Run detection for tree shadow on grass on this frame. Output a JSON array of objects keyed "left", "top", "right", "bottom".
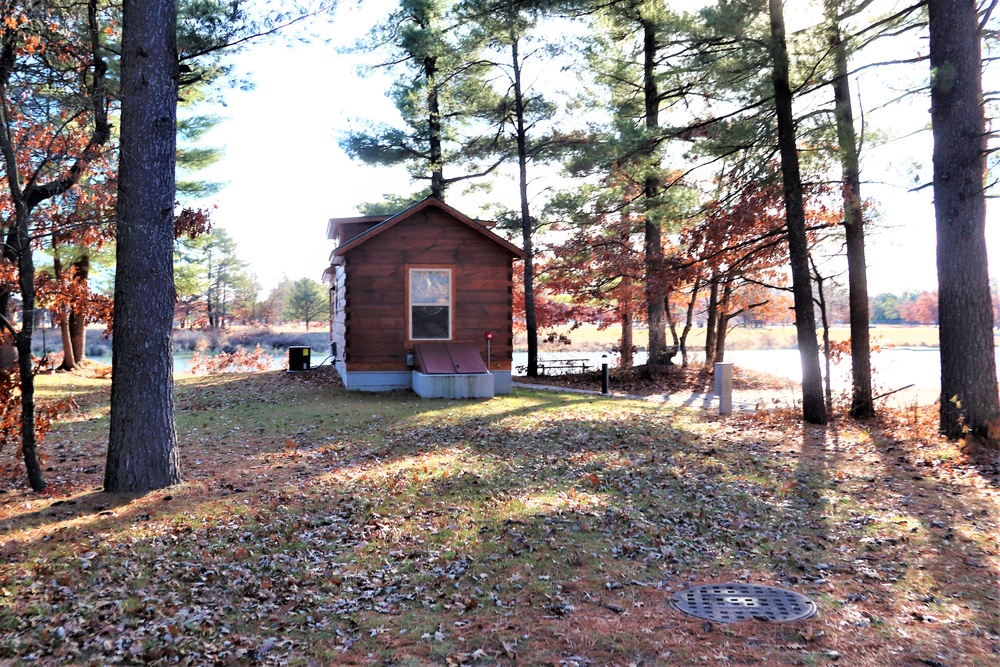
[
  {"left": 0, "top": 490, "right": 139, "bottom": 541},
  {"left": 769, "top": 405, "right": 1000, "bottom": 666},
  {"left": 0, "top": 376, "right": 773, "bottom": 663},
  {"left": 2, "top": 369, "right": 998, "bottom": 665},
  {"left": 864, "top": 411, "right": 1000, "bottom": 665}
]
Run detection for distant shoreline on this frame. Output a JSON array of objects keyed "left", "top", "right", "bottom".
[{"left": 515, "top": 323, "right": 950, "bottom": 353}]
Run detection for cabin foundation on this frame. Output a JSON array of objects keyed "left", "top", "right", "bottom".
[{"left": 412, "top": 371, "right": 494, "bottom": 399}]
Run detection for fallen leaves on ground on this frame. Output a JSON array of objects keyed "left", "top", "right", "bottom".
[
  {"left": 0, "top": 366, "right": 997, "bottom": 666},
  {"left": 515, "top": 363, "right": 797, "bottom": 396}
]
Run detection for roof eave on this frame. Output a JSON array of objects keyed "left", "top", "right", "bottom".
[{"left": 334, "top": 197, "right": 526, "bottom": 259}]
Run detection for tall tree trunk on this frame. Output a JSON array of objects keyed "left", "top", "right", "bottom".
[
  {"left": 15, "top": 276, "right": 41, "bottom": 488},
  {"left": 768, "top": 0, "right": 826, "bottom": 425},
  {"left": 705, "top": 273, "right": 719, "bottom": 364},
  {"left": 426, "top": 55, "right": 444, "bottom": 200},
  {"left": 58, "top": 318, "right": 75, "bottom": 370},
  {"left": 714, "top": 313, "right": 729, "bottom": 364},
  {"left": 0, "top": 246, "right": 12, "bottom": 371},
  {"left": 53, "top": 251, "right": 76, "bottom": 371},
  {"left": 0, "top": 204, "right": 42, "bottom": 488},
  {"left": 928, "top": 0, "right": 1000, "bottom": 439},
  {"left": 511, "top": 37, "right": 538, "bottom": 377},
  {"left": 0, "top": 96, "right": 41, "bottom": 494},
  {"left": 0, "top": 0, "right": 110, "bottom": 491},
  {"left": 69, "top": 311, "right": 86, "bottom": 362},
  {"left": 664, "top": 291, "right": 679, "bottom": 364},
  {"left": 714, "top": 280, "right": 733, "bottom": 364},
  {"left": 813, "top": 258, "right": 833, "bottom": 413},
  {"left": 70, "top": 254, "right": 90, "bottom": 363},
  {"left": 11, "top": 205, "right": 42, "bottom": 490},
  {"left": 827, "top": 4, "right": 874, "bottom": 419},
  {"left": 207, "top": 260, "right": 217, "bottom": 328},
  {"left": 679, "top": 274, "right": 701, "bottom": 367},
  {"left": 620, "top": 307, "right": 634, "bottom": 368},
  {"left": 105, "top": 0, "right": 181, "bottom": 493},
  {"left": 641, "top": 18, "right": 667, "bottom": 376}
]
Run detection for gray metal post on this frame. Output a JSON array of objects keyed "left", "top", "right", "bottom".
[{"left": 714, "top": 362, "right": 733, "bottom": 416}]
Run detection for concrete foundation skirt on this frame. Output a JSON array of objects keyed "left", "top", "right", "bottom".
[{"left": 412, "top": 371, "right": 494, "bottom": 399}]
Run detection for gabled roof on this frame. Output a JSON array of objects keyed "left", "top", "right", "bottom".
[
  {"left": 330, "top": 197, "right": 526, "bottom": 259},
  {"left": 326, "top": 215, "right": 390, "bottom": 242}
]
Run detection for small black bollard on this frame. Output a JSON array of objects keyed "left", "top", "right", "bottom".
[{"left": 601, "top": 354, "right": 610, "bottom": 395}]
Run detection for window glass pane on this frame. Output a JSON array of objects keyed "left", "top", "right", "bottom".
[
  {"left": 412, "top": 306, "right": 449, "bottom": 339},
  {"left": 411, "top": 270, "right": 450, "bottom": 304},
  {"left": 410, "top": 268, "right": 451, "bottom": 339}
]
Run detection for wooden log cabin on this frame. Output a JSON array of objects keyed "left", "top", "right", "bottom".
[{"left": 323, "top": 197, "right": 525, "bottom": 396}]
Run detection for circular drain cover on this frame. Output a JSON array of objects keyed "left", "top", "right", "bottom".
[{"left": 670, "top": 583, "right": 817, "bottom": 623}]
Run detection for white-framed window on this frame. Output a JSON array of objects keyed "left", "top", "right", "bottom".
[{"left": 409, "top": 268, "right": 452, "bottom": 340}]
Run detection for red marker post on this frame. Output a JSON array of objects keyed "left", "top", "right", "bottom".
[{"left": 484, "top": 331, "right": 493, "bottom": 370}]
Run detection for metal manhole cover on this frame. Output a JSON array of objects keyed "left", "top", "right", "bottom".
[{"left": 670, "top": 583, "right": 817, "bottom": 623}]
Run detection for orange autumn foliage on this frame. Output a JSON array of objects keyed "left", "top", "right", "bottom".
[{"left": 0, "top": 367, "right": 77, "bottom": 476}]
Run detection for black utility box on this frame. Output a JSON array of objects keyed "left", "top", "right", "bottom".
[{"left": 288, "top": 346, "right": 311, "bottom": 372}]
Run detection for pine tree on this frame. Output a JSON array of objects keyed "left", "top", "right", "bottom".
[
  {"left": 824, "top": 0, "right": 873, "bottom": 419},
  {"left": 284, "top": 278, "right": 328, "bottom": 331},
  {"left": 928, "top": 0, "right": 1000, "bottom": 440},
  {"left": 457, "top": 0, "right": 574, "bottom": 376},
  {"left": 578, "top": 0, "right": 694, "bottom": 375},
  {"left": 105, "top": 0, "right": 182, "bottom": 493},
  {"left": 341, "top": 0, "right": 505, "bottom": 200},
  {"left": 767, "top": 0, "right": 826, "bottom": 424},
  {"left": 174, "top": 229, "right": 251, "bottom": 328}
]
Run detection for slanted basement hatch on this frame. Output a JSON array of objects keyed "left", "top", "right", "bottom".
[{"left": 412, "top": 343, "right": 494, "bottom": 399}]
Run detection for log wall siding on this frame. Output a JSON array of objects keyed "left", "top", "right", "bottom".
[
  {"left": 331, "top": 264, "right": 347, "bottom": 362},
  {"left": 340, "top": 210, "right": 516, "bottom": 372}
]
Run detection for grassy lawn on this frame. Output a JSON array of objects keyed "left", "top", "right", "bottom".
[{"left": 1, "top": 369, "right": 998, "bottom": 665}]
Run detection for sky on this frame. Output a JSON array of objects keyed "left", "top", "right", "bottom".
[{"left": 195, "top": 0, "right": 996, "bottom": 298}]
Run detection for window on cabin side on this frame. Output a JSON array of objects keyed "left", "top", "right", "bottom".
[{"left": 409, "top": 268, "right": 451, "bottom": 340}]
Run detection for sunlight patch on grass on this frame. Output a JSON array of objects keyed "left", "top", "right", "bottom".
[
  {"left": 504, "top": 488, "right": 608, "bottom": 517},
  {"left": 3, "top": 369, "right": 999, "bottom": 665}
]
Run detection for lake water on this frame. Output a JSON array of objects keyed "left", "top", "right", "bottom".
[
  {"left": 89, "top": 345, "right": 956, "bottom": 406},
  {"left": 88, "top": 352, "right": 215, "bottom": 374},
  {"left": 514, "top": 347, "right": 961, "bottom": 406},
  {"left": 724, "top": 347, "right": 946, "bottom": 405}
]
